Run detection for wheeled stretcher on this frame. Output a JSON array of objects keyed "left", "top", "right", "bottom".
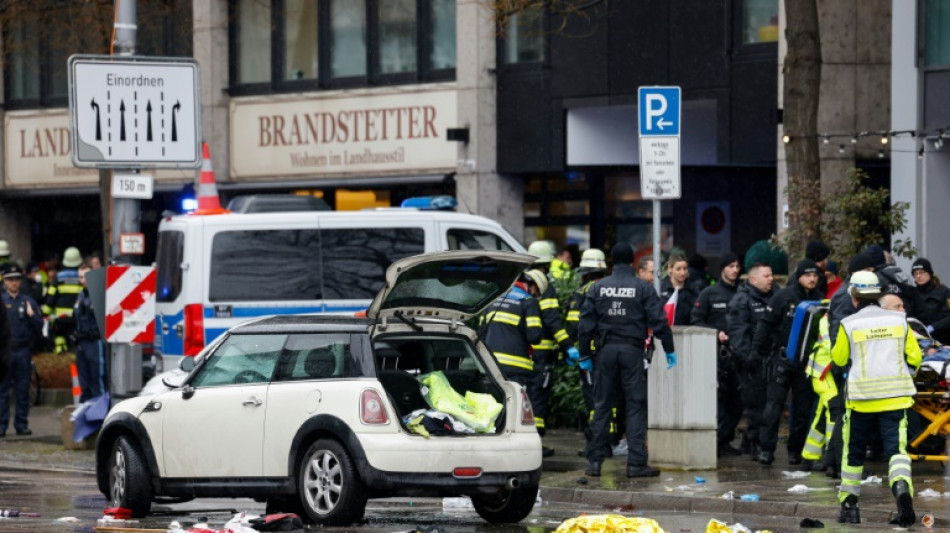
[{"left": 908, "top": 357, "right": 950, "bottom": 462}]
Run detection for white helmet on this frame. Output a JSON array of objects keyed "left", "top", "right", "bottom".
[
  {"left": 62, "top": 246, "right": 82, "bottom": 268},
  {"left": 0, "top": 240, "right": 9, "bottom": 257},
  {"left": 527, "top": 240, "right": 555, "bottom": 264},
  {"left": 522, "top": 269, "right": 549, "bottom": 295},
  {"left": 578, "top": 249, "right": 607, "bottom": 274},
  {"left": 849, "top": 270, "right": 881, "bottom": 299}
]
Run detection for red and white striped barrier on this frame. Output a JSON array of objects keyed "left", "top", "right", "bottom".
[{"left": 105, "top": 265, "right": 156, "bottom": 344}]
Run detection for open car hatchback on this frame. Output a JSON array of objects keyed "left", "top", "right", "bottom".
[{"left": 95, "top": 250, "right": 543, "bottom": 526}]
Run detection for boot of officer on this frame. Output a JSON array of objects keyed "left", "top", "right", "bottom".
[{"left": 578, "top": 242, "right": 675, "bottom": 478}]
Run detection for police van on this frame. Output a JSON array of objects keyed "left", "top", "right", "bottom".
[{"left": 152, "top": 197, "right": 525, "bottom": 372}]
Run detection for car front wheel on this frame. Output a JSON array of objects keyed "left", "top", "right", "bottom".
[
  {"left": 471, "top": 484, "right": 538, "bottom": 523},
  {"left": 297, "top": 438, "right": 366, "bottom": 526},
  {"left": 108, "top": 436, "right": 153, "bottom": 518}
]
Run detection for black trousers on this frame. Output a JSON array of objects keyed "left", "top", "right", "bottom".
[
  {"left": 739, "top": 363, "right": 766, "bottom": 449},
  {"left": 528, "top": 349, "right": 556, "bottom": 436},
  {"left": 717, "top": 351, "right": 744, "bottom": 445},
  {"left": 585, "top": 344, "right": 648, "bottom": 466},
  {"left": 759, "top": 356, "right": 816, "bottom": 454}
]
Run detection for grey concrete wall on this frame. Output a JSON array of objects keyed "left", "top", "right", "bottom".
[
  {"left": 194, "top": 0, "right": 230, "bottom": 181},
  {"left": 455, "top": 1, "right": 523, "bottom": 240},
  {"left": 890, "top": 0, "right": 920, "bottom": 272}
]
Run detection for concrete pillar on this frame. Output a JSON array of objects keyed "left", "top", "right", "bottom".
[
  {"left": 455, "top": 1, "right": 523, "bottom": 239},
  {"left": 193, "top": 0, "right": 230, "bottom": 181},
  {"left": 648, "top": 326, "right": 717, "bottom": 469}
]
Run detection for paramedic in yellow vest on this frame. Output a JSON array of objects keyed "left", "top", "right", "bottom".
[
  {"left": 44, "top": 247, "right": 83, "bottom": 354},
  {"left": 800, "top": 309, "right": 844, "bottom": 476},
  {"left": 831, "top": 271, "right": 920, "bottom": 527}
]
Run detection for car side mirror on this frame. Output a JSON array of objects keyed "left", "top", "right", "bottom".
[
  {"left": 181, "top": 385, "right": 195, "bottom": 400},
  {"left": 180, "top": 357, "right": 196, "bottom": 372}
]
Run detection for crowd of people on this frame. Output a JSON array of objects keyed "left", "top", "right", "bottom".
[
  {"left": 0, "top": 241, "right": 106, "bottom": 436},
  {"left": 481, "top": 238, "right": 945, "bottom": 527}
]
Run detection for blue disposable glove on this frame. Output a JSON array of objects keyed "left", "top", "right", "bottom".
[
  {"left": 666, "top": 351, "right": 677, "bottom": 369},
  {"left": 579, "top": 357, "right": 593, "bottom": 372},
  {"left": 567, "top": 346, "right": 580, "bottom": 361},
  {"left": 927, "top": 325, "right": 935, "bottom": 334}
]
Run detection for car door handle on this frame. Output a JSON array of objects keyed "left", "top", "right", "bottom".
[{"left": 242, "top": 397, "right": 263, "bottom": 407}]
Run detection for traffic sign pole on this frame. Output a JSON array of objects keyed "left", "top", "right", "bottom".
[{"left": 638, "top": 86, "right": 682, "bottom": 294}]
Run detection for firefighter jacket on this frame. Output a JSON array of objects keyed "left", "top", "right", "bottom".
[
  {"left": 480, "top": 285, "right": 543, "bottom": 371},
  {"left": 726, "top": 281, "right": 774, "bottom": 367},
  {"left": 577, "top": 264, "right": 674, "bottom": 359},
  {"left": 659, "top": 278, "right": 699, "bottom": 325},
  {"left": 532, "top": 283, "right": 572, "bottom": 355},
  {"left": 44, "top": 268, "right": 82, "bottom": 318},
  {"left": 566, "top": 280, "right": 595, "bottom": 343},
  {"left": 804, "top": 314, "right": 831, "bottom": 379},
  {"left": 691, "top": 279, "right": 738, "bottom": 333},
  {"left": 831, "top": 305, "right": 921, "bottom": 412},
  {"left": 752, "top": 281, "right": 822, "bottom": 362},
  {"left": 917, "top": 280, "right": 950, "bottom": 344},
  {"left": 828, "top": 281, "right": 855, "bottom": 350}
]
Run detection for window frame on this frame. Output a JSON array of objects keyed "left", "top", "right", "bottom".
[{"left": 228, "top": 0, "right": 456, "bottom": 97}]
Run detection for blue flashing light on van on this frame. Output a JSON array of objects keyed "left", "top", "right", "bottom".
[{"left": 400, "top": 196, "right": 458, "bottom": 210}]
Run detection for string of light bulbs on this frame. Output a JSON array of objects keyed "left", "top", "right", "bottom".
[{"left": 780, "top": 127, "right": 950, "bottom": 159}]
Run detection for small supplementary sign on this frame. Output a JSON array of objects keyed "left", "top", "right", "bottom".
[
  {"left": 112, "top": 173, "right": 153, "bottom": 199},
  {"left": 119, "top": 233, "right": 145, "bottom": 255}
]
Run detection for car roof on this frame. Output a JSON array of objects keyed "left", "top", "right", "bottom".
[{"left": 228, "top": 314, "right": 372, "bottom": 335}]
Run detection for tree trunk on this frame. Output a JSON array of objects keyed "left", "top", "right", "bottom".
[{"left": 783, "top": 0, "right": 822, "bottom": 260}]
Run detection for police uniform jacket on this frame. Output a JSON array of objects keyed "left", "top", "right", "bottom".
[
  {"left": 751, "top": 281, "right": 822, "bottom": 361},
  {"left": 659, "top": 278, "right": 699, "bottom": 326},
  {"left": 533, "top": 283, "right": 572, "bottom": 355},
  {"left": 691, "top": 279, "right": 738, "bottom": 333},
  {"left": 74, "top": 288, "right": 101, "bottom": 341},
  {"left": 0, "top": 298, "right": 10, "bottom": 382},
  {"left": 480, "top": 285, "right": 543, "bottom": 371},
  {"left": 2, "top": 291, "right": 42, "bottom": 350},
  {"left": 917, "top": 280, "right": 950, "bottom": 344},
  {"left": 726, "top": 281, "right": 773, "bottom": 366},
  {"left": 566, "top": 280, "right": 596, "bottom": 343},
  {"left": 577, "top": 264, "right": 674, "bottom": 359}
]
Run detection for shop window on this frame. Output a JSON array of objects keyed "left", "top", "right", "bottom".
[
  {"left": 284, "top": 0, "right": 318, "bottom": 81},
  {"left": 501, "top": 8, "right": 545, "bottom": 64},
  {"left": 231, "top": 0, "right": 456, "bottom": 94},
  {"left": 925, "top": 0, "right": 950, "bottom": 67},
  {"left": 741, "top": 0, "right": 779, "bottom": 44}
]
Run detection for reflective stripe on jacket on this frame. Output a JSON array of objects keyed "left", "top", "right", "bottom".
[
  {"left": 805, "top": 315, "right": 831, "bottom": 379},
  {"left": 481, "top": 286, "right": 543, "bottom": 370}
]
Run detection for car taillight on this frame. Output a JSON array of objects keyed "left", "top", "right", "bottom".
[
  {"left": 183, "top": 304, "right": 204, "bottom": 356},
  {"left": 520, "top": 387, "right": 535, "bottom": 426},
  {"left": 361, "top": 389, "right": 389, "bottom": 424}
]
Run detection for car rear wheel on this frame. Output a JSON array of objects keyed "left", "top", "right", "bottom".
[
  {"left": 471, "top": 484, "right": 538, "bottom": 523},
  {"left": 109, "top": 436, "right": 153, "bottom": 518},
  {"left": 297, "top": 438, "right": 366, "bottom": 526}
]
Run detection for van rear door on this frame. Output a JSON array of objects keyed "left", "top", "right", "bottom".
[{"left": 155, "top": 220, "right": 189, "bottom": 360}]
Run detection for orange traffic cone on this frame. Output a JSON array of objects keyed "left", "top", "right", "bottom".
[
  {"left": 70, "top": 363, "right": 80, "bottom": 405},
  {"left": 191, "top": 142, "right": 230, "bottom": 215}
]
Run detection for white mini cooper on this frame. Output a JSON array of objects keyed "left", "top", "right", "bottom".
[{"left": 95, "top": 251, "right": 542, "bottom": 526}]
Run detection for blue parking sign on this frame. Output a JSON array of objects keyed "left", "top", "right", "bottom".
[{"left": 638, "top": 87, "right": 681, "bottom": 137}]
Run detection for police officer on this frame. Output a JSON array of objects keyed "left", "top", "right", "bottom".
[
  {"left": 578, "top": 242, "right": 675, "bottom": 478},
  {"left": 751, "top": 259, "right": 822, "bottom": 465},
  {"left": 864, "top": 244, "right": 926, "bottom": 321},
  {"left": 480, "top": 271, "right": 544, "bottom": 390},
  {"left": 45, "top": 246, "right": 83, "bottom": 354},
  {"left": 526, "top": 241, "right": 573, "bottom": 444},
  {"left": 832, "top": 271, "right": 919, "bottom": 527},
  {"left": 726, "top": 262, "right": 774, "bottom": 456},
  {"left": 691, "top": 252, "right": 741, "bottom": 456},
  {"left": 0, "top": 265, "right": 42, "bottom": 436},
  {"left": 74, "top": 265, "right": 105, "bottom": 402}
]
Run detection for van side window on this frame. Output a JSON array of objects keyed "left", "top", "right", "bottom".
[
  {"left": 156, "top": 230, "right": 184, "bottom": 302},
  {"left": 321, "top": 228, "right": 425, "bottom": 299},
  {"left": 210, "top": 229, "right": 323, "bottom": 301},
  {"left": 447, "top": 228, "right": 515, "bottom": 252}
]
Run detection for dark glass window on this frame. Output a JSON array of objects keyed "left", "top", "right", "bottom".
[
  {"left": 192, "top": 333, "right": 284, "bottom": 387},
  {"left": 275, "top": 334, "right": 353, "bottom": 381},
  {"left": 156, "top": 230, "right": 184, "bottom": 303},
  {"left": 231, "top": 0, "right": 456, "bottom": 94},
  {"left": 925, "top": 0, "right": 950, "bottom": 67},
  {"left": 321, "top": 227, "right": 425, "bottom": 299},
  {"left": 2, "top": 0, "right": 193, "bottom": 109},
  {"left": 501, "top": 8, "right": 545, "bottom": 64},
  {"left": 446, "top": 229, "right": 515, "bottom": 251},
  {"left": 741, "top": 0, "right": 779, "bottom": 44},
  {"left": 210, "top": 229, "right": 324, "bottom": 302}
]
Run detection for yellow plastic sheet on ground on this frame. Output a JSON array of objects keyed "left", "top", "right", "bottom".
[
  {"left": 554, "top": 514, "right": 666, "bottom": 533},
  {"left": 705, "top": 519, "right": 772, "bottom": 533},
  {"left": 419, "top": 371, "right": 501, "bottom": 432}
]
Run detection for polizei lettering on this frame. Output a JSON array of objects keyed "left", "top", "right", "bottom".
[{"left": 600, "top": 287, "right": 636, "bottom": 298}]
